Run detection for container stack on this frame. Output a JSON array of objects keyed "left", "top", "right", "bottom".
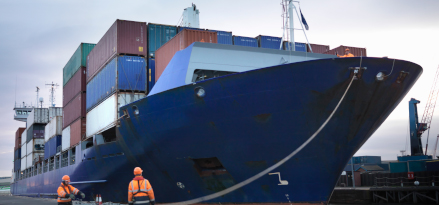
[
  {"left": 256, "top": 35, "right": 282, "bottom": 49},
  {"left": 147, "top": 23, "right": 178, "bottom": 92},
  {"left": 44, "top": 115, "right": 62, "bottom": 160},
  {"left": 86, "top": 19, "right": 148, "bottom": 139},
  {"left": 14, "top": 128, "right": 25, "bottom": 173},
  {"left": 62, "top": 43, "right": 95, "bottom": 151},
  {"left": 155, "top": 29, "right": 218, "bottom": 83},
  {"left": 25, "top": 108, "right": 48, "bottom": 169},
  {"left": 232, "top": 36, "right": 258, "bottom": 47},
  {"left": 324, "top": 45, "right": 367, "bottom": 57}
]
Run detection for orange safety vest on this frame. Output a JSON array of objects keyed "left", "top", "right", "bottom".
[
  {"left": 338, "top": 53, "right": 355, "bottom": 58},
  {"left": 128, "top": 176, "right": 155, "bottom": 204},
  {"left": 57, "top": 183, "right": 79, "bottom": 203}
]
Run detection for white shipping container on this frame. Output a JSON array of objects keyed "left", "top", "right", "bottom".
[
  {"left": 26, "top": 154, "right": 32, "bottom": 169},
  {"left": 21, "top": 128, "right": 27, "bottom": 146},
  {"left": 26, "top": 138, "right": 45, "bottom": 154},
  {"left": 62, "top": 126, "right": 71, "bottom": 151},
  {"left": 27, "top": 108, "right": 49, "bottom": 129},
  {"left": 32, "top": 152, "right": 44, "bottom": 164},
  {"left": 49, "top": 107, "right": 63, "bottom": 121},
  {"left": 44, "top": 116, "right": 63, "bottom": 141},
  {"left": 21, "top": 144, "right": 26, "bottom": 159},
  {"left": 20, "top": 157, "right": 26, "bottom": 171},
  {"left": 86, "top": 92, "right": 146, "bottom": 137}
]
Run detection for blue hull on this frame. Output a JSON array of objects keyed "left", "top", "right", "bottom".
[{"left": 11, "top": 57, "right": 422, "bottom": 204}]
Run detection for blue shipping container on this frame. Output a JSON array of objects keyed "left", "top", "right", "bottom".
[
  {"left": 408, "top": 160, "right": 426, "bottom": 172},
  {"left": 233, "top": 36, "right": 258, "bottom": 47},
  {"left": 86, "top": 56, "right": 147, "bottom": 111},
  {"left": 148, "top": 23, "right": 177, "bottom": 58},
  {"left": 44, "top": 140, "right": 51, "bottom": 160},
  {"left": 208, "top": 30, "right": 232, "bottom": 45},
  {"left": 178, "top": 27, "right": 205, "bottom": 33},
  {"left": 148, "top": 58, "right": 155, "bottom": 92},
  {"left": 283, "top": 41, "right": 307, "bottom": 52},
  {"left": 257, "top": 35, "right": 282, "bottom": 49},
  {"left": 14, "top": 148, "right": 21, "bottom": 160},
  {"left": 44, "top": 135, "right": 62, "bottom": 160},
  {"left": 389, "top": 162, "right": 408, "bottom": 173},
  {"left": 397, "top": 155, "right": 432, "bottom": 162},
  {"left": 14, "top": 159, "right": 20, "bottom": 172}
]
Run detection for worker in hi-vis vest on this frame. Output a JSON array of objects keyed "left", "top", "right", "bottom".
[
  {"left": 128, "top": 167, "right": 155, "bottom": 205},
  {"left": 337, "top": 48, "right": 355, "bottom": 58},
  {"left": 57, "top": 175, "right": 85, "bottom": 205}
]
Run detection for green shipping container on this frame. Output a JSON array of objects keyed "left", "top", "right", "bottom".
[
  {"left": 408, "top": 160, "right": 427, "bottom": 172},
  {"left": 148, "top": 23, "right": 177, "bottom": 58},
  {"left": 63, "top": 43, "right": 96, "bottom": 86},
  {"left": 389, "top": 162, "right": 408, "bottom": 173}
]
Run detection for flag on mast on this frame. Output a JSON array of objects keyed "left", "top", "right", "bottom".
[{"left": 300, "top": 9, "right": 309, "bottom": 30}]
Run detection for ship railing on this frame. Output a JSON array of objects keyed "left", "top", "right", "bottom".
[
  {"left": 57, "top": 146, "right": 61, "bottom": 153},
  {"left": 375, "top": 176, "right": 439, "bottom": 187}
]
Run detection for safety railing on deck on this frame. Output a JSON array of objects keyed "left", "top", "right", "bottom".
[{"left": 375, "top": 176, "right": 439, "bottom": 187}]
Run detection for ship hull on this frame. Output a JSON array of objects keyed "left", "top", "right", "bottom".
[{"left": 11, "top": 57, "right": 422, "bottom": 204}]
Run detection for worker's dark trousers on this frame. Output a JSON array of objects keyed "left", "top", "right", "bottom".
[{"left": 58, "top": 202, "right": 72, "bottom": 205}]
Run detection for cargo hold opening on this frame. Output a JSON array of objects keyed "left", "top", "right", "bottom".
[{"left": 95, "top": 127, "right": 117, "bottom": 145}]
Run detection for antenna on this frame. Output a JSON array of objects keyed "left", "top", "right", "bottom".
[
  {"left": 35, "top": 86, "right": 40, "bottom": 108},
  {"left": 400, "top": 150, "right": 406, "bottom": 156},
  {"left": 45, "top": 82, "right": 59, "bottom": 107}
]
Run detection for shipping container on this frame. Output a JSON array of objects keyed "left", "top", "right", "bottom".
[
  {"left": 20, "top": 157, "right": 25, "bottom": 171},
  {"left": 323, "top": 45, "right": 367, "bottom": 57},
  {"left": 21, "top": 128, "right": 27, "bottom": 146},
  {"left": 86, "top": 56, "right": 147, "bottom": 111},
  {"left": 155, "top": 29, "right": 217, "bottom": 82},
  {"left": 44, "top": 135, "right": 61, "bottom": 160},
  {"left": 207, "top": 30, "right": 232, "bottom": 45},
  {"left": 26, "top": 108, "right": 49, "bottom": 129},
  {"left": 306, "top": 43, "right": 330, "bottom": 54},
  {"left": 351, "top": 156, "right": 381, "bottom": 164},
  {"left": 232, "top": 36, "right": 258, "bottom": 47},
  {"left": 283, "top": 41, "right": 306, "bottom": 52},
  {"left": 26, "top": 152, "right": 43, "bottom": 169},
  {"left": 178, "top": 27, "right": 205, "bottom": 32},
  {"left": 14, "top": 148, "right": 21, "bottom": 160},
  {"left": 48, "top": 107, "right": 63, "bottom": 121},
  {"left": 71, "top": 118, "right": 86, "bottom": 147},
  {"left": 148, "top": 58, "right": 155, "bottom": 92},
  {"left": 63, "top": 43, "right": 96, "bottom": 86},
  {"left": 62, "top": 126, "right": 71, "bottom": 151},
  {"left": 87, "top": 20, "right": 147, "bottom": 82},
  {"left": 26, "top": 124, "right": 45, "bottom": 143},
  {"left": 408, "top": 160, "right": 426, "bottom": 172},
  {"left": 63, "top": 92, "right": 86, "bottom": 129},
  {"left": 86, "top": 92, "right": 146, "bottom": 137},
  {"left": 63, "top": 67, "right": 86, "bottom": 107},
  {"left": 26, "top": 138, "right": 44, "bottom": 154},
  {"left": 147, "top": 23, "right": 178, "bottom": 58},
  {"left": 26, "top": 154, "right": 32, "bottom": 169},
  {"left": 14, "top": 158, "right": 20, "bottom": 172},
  {"left": 44, "top": 116, "right": 62, "bottom": 141},
  {"left": 21, "top": 143, "right": 26, "bottom": 159},
  {"left": 257, "top": 35, "right": 282, "bottom": 49},
  {"left": 15, "top": 127, "right": 25, "bottom": 150},
  {"left": 389, "top": 162, "right": 408, "bottom": 173}
]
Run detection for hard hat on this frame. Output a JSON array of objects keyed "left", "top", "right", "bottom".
[
  {"left": 345, "top": 48, "right": 350, "bottom": 51},
  {"left": 62, "top": 175, "right": 70, "bottom": 182},
  {"left": 134, "top": 167, "right": 143, "bottom": 175}
]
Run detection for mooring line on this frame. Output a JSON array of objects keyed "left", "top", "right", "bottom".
[{"left": 162, "top": 74, "right": 357, "bottom": 205}]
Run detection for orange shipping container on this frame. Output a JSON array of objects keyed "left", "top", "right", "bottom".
[
  {"left": 155, "top": 29, "right": 218, "bottom": 82},
  {"left": 324, "top": 45, "right": 367, "bottom": 57},
  {"left": 70, "top": 118, "right": 86, "bottom": 148},
  {"left": 15, "top": 127, "right": 25, "bottom": 150}
]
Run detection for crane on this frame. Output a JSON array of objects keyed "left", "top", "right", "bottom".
[{"left": 421, "top": 65, "right": 439, "bottom": 155}]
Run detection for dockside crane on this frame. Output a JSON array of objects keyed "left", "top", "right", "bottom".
[{"left": 409, "top": 65, "right": 439, "bottom": 156}]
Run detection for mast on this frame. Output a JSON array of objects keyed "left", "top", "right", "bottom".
[{"left": 288, "top": 0, "right": 295, "bottom": 51}]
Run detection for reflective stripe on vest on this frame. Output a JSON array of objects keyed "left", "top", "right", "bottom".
[{"left": 131, "top": 179, "right": 148, "bottom": 194}]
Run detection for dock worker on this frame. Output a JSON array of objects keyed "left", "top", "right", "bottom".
[
  {"left": 57, "top": 175, "right": 85, "bottom": 205},
  {"left": 337, "top": 48, "right": 355, "bottom": 58},
  {"left": 128, "top": 167, "right": 155, "bottom": 205}
]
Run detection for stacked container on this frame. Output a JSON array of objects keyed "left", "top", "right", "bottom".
[
  {"left": 155, "top": 29, "right": 218, "bottom": 82},
  {"left": 324, "top": 45, "right": 367, "bottom": 57},
  {"left": 256, "top": 35, "right": 282, "bottom": 49},
  {"left": 283, "top": 41, "right": 307, "bottom": 52},
  {"left": 232, "top": 36, "right": 258, "bottom": 47},
  {"left": 14, "top": 128, "right": 24, "bottom": 172},
  {"left": 86, "top": 19, "right": 148, "bottom": 139},
  {"left": 44, "top": 135, "right": 62, "bottom": 160},
  {"left": 306, "top": 43, "right": 330, "bottom": 54},
  {"left": 147, "top": 23, "right": 178, "bottom": 91},
  {"left": 207, "top": 30, "right": 232, "bottom": 45},
  {"left": 44, "top": 116, "right": 62, "bottom": 159},
  {"left": 25, "top": 108, "right": 48, "bottom": 169},
  {"left": 62, "top": 43, "right": 95, "bottom": 150},
  {"left": 15, "top": 128, "right": 25, "bottom": 151}
]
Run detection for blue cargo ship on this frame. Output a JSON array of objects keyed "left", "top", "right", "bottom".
[{"left": 11, "top": 41, "right": 423, "bottom": 204}]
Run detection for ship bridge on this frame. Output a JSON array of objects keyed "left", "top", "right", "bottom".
[{"left": 13, "top": 103, "right": 33, "bottom": 122}]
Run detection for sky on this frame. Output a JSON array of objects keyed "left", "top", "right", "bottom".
[{"left": 0, "top": 0, "right": 438, "bottom": 176}]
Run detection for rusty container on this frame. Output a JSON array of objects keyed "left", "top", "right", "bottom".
[
  {"left": 306, "top": 43, "right": 330, "bottom": 54},
  {"left": 70, "top": 118, "right": 86, "bottom": 147},
  {"left": 63, "top": 93, "right": 86, "bottom": 129},
  {"left": 324, "top": 45, "right": 367, "bottom": 57},
  {"left": 155, "top": 29, "right": 217, "bottom": 82},
  {"left": 15, "top": 128, "right": 25, "bottom": 150},
  {"left": 87, "top": 19, "right": 147, "bottom": 82},
  {"left": 63, "top": 67, "right": 86, "bottom": 107}
]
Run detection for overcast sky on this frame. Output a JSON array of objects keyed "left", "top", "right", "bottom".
[{"left": 0, "top": 0, "right": 438, "bottom": 176}]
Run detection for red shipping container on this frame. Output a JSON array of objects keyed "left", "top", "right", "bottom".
[
  {"left": 307, "top": 43, "right": 330, "bottom": 54},
  {"left": 15, "top": 127, "right": 25, "bottom": 150},
  {"left": 63, "top": 93, "right": 86, "bottom": 129},
  {"left": 324, "top": 45, "right": 367, "bottom": 57},
  {"left": 155, "top": 29, "right": 218, "bottom": 82},
  {"left": 87, "top": 19, "right": 147, "bottom": 82},
  {"left": 70, "top": 118, "right": 86, "bottom": 147},
  {"left": 63, "top": 67, "right": 86, "bottom": 107}
]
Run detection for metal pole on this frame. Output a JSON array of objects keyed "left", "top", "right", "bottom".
[
  {"left": 288, "top": 0, "right": 295, "bottom": 51},
  {"left": 351, "top": 157, "right": 356, "bottom": 188},
  {"left": 293, "top": 4, "right": 313, "bottom": 53}
]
